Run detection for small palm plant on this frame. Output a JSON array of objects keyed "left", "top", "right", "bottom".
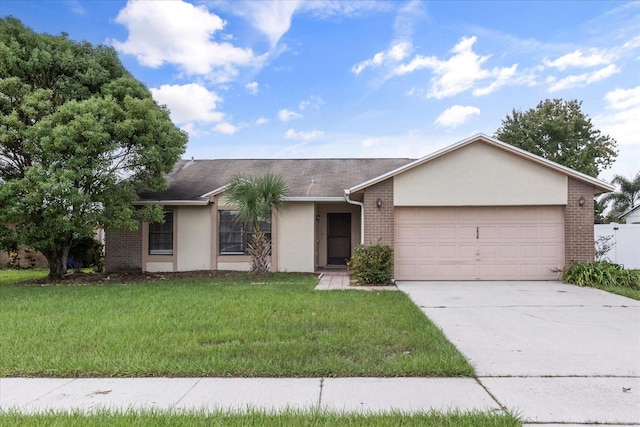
[{"left": 225, "top": 173, "right": 288, "bottom": 275}]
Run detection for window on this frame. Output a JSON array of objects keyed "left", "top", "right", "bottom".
[
  {"left": 219, "top": 211, "right": 271, "bottom": 255},
  {"left": 149, "top": 211, "right": 173, "bottom": 255}
]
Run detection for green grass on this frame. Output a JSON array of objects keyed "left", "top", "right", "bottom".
[
  {"left": 0, "top": 409, "right": 521, "bottom": 426},
  {"left": 0, "top": 271, "right": 473, "bottom": 377},
  {"left": 0, "top": 268, "right": 48, "bottom": 285}
]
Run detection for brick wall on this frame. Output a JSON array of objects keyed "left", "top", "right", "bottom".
[
  {"left": 105, "top": 224, "right": 142, "bottom": 273},
  {"left": 564, "top": 178, "right": 595, "bottom": 264},
  {"left": 363, "top": 178, "right": 394, "bottom": 246}
]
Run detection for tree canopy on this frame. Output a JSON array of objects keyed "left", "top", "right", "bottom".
[
  {"left": 0, "top": 17, "right": 187, "bottom": 277},
  {"left": 599, "top": 172, "right": 640, "bottom": 222},
  {"left": 494, "top": 99, "right": 617, "bottom": 177}
]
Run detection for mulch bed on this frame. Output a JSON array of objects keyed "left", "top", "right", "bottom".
[{"left": 14, "top": 270, "right": 246, "bottom": 286}]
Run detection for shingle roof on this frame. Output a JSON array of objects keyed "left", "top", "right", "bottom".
[{"left": 137, "top": 158, "right": 414, "bottom": 201}]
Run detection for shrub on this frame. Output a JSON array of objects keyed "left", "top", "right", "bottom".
[
  {"left": 347, "top": 244, "right": 393, "bottom": 285},
  {"left": 561, "top": 261, "right": 640, "bottom": 290},
  {"left": 68, "top": 237, "right": 104, "bottom": 272}
]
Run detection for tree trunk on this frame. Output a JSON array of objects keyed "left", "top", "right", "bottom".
[
  {"left": 248, "top": 228, "right": 271, "bottom": 276},
  {"left": 44, "top": 244, "right": 71, "bottom": 279}
]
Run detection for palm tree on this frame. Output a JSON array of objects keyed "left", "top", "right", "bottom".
[
  {"left": 600, "top": 172, "right": 640, "bottom": 222},
  {"left": 225, "top": 173, "right": 288, "bottom": 275}
]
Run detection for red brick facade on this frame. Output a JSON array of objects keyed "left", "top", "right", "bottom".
[
  {"left": 363, "top": 178, "right": 394, "bottom": 246},
  {"left": 564, "top": 178, "right": 596, "bottom": 264},
  {"left": 105, "top": 224, "right": 142, "bottom": 273}
]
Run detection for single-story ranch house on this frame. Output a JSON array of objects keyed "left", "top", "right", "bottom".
[{"left": 105, "top": 134, "right": 613, "bottom": 281}]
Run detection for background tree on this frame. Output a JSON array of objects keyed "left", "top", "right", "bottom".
[
  {"left": 0, "top": 18, "right": 187, "bottom": 278},
  {"left": 599, "top": 172, "right": 640, "bottom": 222},
  {"left": 494, "top": 99, "right": 617, "bottom": 177},
  {"left": 225, "top": 174, "right": 288, "bottom": 275}
]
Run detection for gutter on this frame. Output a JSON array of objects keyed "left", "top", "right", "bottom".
[
  {"left": 133, "top": 200, "right": 210, "bottom": 206},
  {"left": 344, "top": 189, "right": 364, "bottom": 245}
]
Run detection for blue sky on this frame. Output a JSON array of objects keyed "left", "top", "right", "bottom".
[{"left": 2, "top": 0, "right": 639, "bottom": 182}]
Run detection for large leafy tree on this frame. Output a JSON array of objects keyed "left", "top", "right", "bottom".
[
  {"left": 0, "top": 18, "right": 187, "bottom": 278},
  {"left": 600, "top": 172, "right": 640, "bottom": 222},
  {"left": 494, "top": 99, "right": 618, "bottom": 177},
  {"left": 225, "top": 174, "right": 288, "bottom": 275}
]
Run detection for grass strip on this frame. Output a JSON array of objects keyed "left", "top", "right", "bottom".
[
  {"left": 0, "top": 409, "right": 521, "bottom": 426},
  {"left": 0, "top": 271, "right": 473, "bottom": 377}
]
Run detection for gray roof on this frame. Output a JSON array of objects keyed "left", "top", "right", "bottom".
[{"left": 138, "top": 158, "right": 414, "bottom": 201}]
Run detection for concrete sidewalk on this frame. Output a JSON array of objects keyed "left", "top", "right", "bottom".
[{"left": 0, "top": 377, "right": 499, "bottom": 414}]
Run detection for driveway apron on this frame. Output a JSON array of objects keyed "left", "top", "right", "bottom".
[{"left": 397, "top": 281, "right": 640, "bottom": 425}]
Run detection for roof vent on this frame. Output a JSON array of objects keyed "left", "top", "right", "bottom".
[{"left": 311, "top": 176, "right": 315, "bottom": 184}]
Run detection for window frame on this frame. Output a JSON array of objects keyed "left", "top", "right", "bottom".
[
  {"left": 218, "top": 210, "right": 271, "bottom": 256},
  {"left": 148, "top": 210, "right": 174, "bottom": 255}
]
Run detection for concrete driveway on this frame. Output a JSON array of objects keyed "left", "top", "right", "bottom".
[{"left": 397, "top": 281, "right": 640, "bottom": 425}]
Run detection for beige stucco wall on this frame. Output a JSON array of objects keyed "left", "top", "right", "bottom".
[
  {"left": 394, "top": 142, "right": 568, "bottom": 206},
  {"left": 217, "top": 261, "right": 251, "bottom": 271},
  {"left": 177, "top": 206, "right": 212, "bottom": 271},
  {"left": 277, "top": 202, "right": 315, "bottom": 272},
  {"left": 146, "top": 261, "right": 174, "bottom": 272}
]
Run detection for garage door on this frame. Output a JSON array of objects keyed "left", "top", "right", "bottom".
[{"left": 395, "top": 206, "right": 564, "bottom": 280}]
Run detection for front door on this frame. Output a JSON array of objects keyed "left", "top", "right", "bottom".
[{"left": 327, "top": 213, "right": 351, "bottom": 265}]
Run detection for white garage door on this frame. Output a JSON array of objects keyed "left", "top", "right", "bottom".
[{"left": 395, "top": 206, "right": 564, "bottom": 280}]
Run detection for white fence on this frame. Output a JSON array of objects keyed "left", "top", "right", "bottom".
[{"left": 594, "top": 224, "right": 640, "bottom": 269}]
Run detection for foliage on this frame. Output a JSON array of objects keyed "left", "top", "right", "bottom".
[
  {"left": 594, "top": 235, "right": 614, "bottom": 262},
  {"left": 0, "top": 224, "right": 18, "bottom": 255},
  {"left": 560, "top": 261, "right": 640, "bottom": 290},
  {"left": 0, "top": 18, "right": 186, "bottom": 278},
  {"left": 0, "top": 272, "right": 473, "bottom": 377},
  {"left": 225, "top": 173, "right": 288, "bottom": 276},
  {"left": 68, "top": 237, "right": 104, "bottom": 272},
  {"left": 495, "top": 99, "right": 617, "bottom": 177},
  {"left": 0, "top": 409, "right": 522, "bottom": 427},
  {"left": 348, "top": 243, "right": 394, "bottom": 285},
  {"left": 599, "top": 172, "right": 640, "bottom": 222}
]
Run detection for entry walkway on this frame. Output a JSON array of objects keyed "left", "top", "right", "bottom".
[{"left": 314, "top": 271, "right": 397, "bottom": 291}]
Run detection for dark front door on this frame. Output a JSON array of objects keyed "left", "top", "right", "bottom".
[{"left": 327, "top": 213, "right": 351, "bottom": 265}]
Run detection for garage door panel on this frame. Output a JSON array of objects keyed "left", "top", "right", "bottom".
[{"left": 395, "top": 206, "right": 564, "bottom": 280}]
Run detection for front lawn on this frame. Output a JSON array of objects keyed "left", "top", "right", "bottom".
[
  {"left": 0, "top": 409, "right": 521, "bottom": 426},
  {"left": 0, "top": 271, "right": 473, "bottom": 377}
]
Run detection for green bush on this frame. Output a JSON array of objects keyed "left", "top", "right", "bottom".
[
  {"left": 68, "top": 237, "right": 104, "bottom": 272},
  {"left": 561, "top": 261, "right": 640, "bottom": 290},
  {"left": 347, "top": 244, "right": 393, "bottom": 285}
]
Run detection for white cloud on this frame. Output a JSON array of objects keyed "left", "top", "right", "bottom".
[
  {"left": 111, "top": 0, "right": 262, "bottom": 83},
  {"left": 548, "top": 64, "right": 619, "bottom": 92},
  {"left": 245, "top": 81, "right": 259, "bottom": 95},
  {"left": 352, "top": 41, "right": 412, "bottom": 75},
  {"left": 284, "top": 129, "right": 324, "bottom": 141},
  {"left": 604, "top": 86, "right": 640, "bottom": 110},
  {"left": 435, "top": 105, "right": 481, "bottom": 128},
  {"left": 227, "top": 0, "right": 388, "bottom": 48},
  {"left": 278, "top": 108, "right": 302, "bottom": 122},
  {"left": 544, "top": 48, "right": 613, "bottom": 70},
  {"left": 472, "top": 65, "right": 518, "bottom": 96},
  {"left": 255, "top": 117, "right": 269, "bottom": 125},
  {"left": 394, "top": 36, "right": 518, "bottom": 99},
  {"left": 150, "top": 84, "right": 224, "bottom": 124},
  {"left": 214, "top": 122, "right": 239, "bottom": 135},
  {"left": 237, "top": 0, "right": 301, "bottom": 48},
  {"left": 595, "top": 85, "right": 640, "bottom": 181},
  {"left": 298, "top": 95, "right": 324, "bottom": 111},
  {"left": 596, "top": 85, "right": 640, "bottom": 147},
  {"left": 65, "top": 0, "right": 86, "bottom": 15}
]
